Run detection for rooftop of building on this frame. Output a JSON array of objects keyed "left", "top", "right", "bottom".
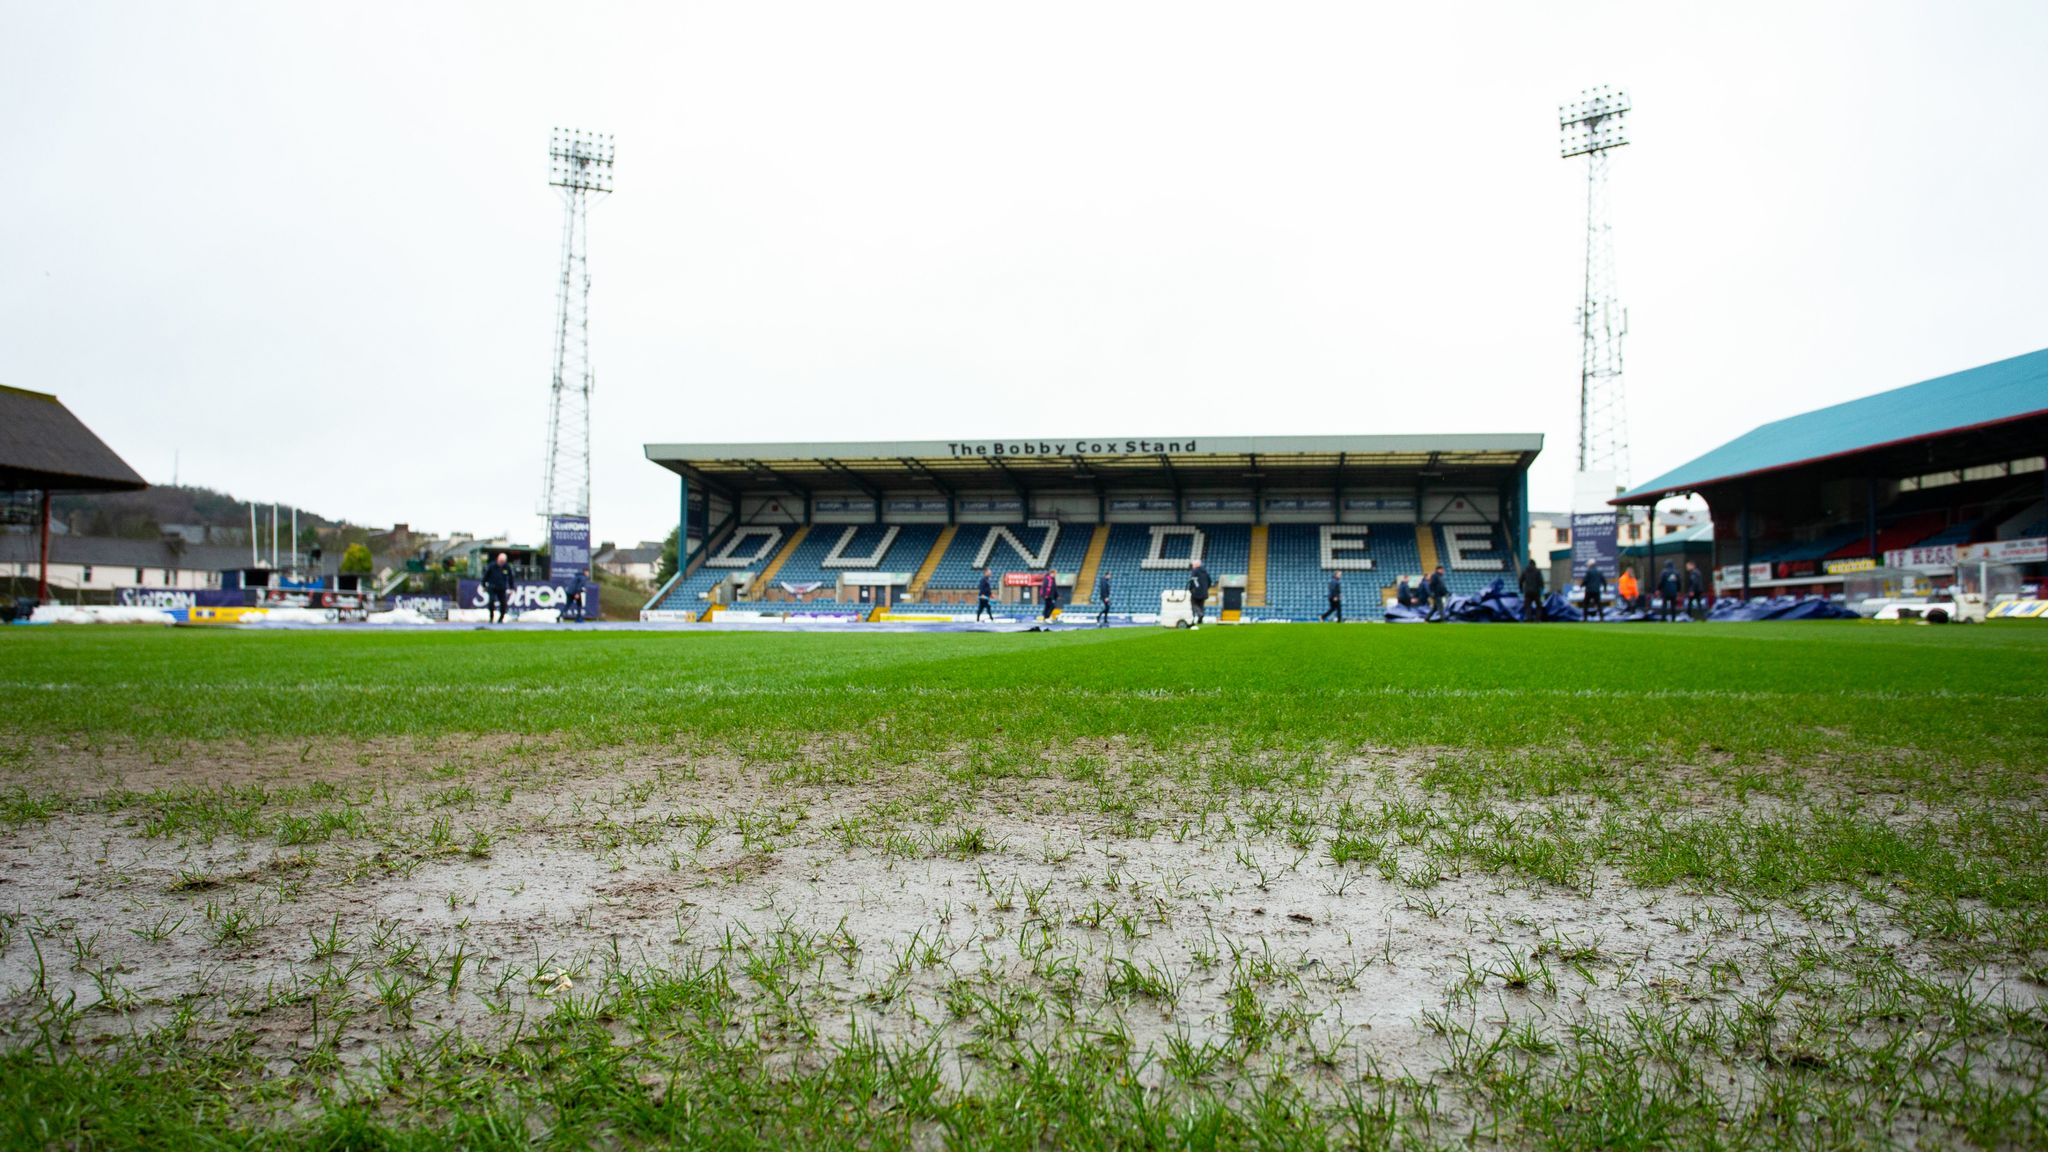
[
  {"left": 0, "top": 385, "right": 148, "bottom": 494},
  {"left": 1616, "top": 347, "right": 2048, "bottom": 505}
]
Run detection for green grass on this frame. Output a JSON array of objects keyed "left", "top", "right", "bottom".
[
  {"left": 2, "top": 622, "right": 2043, "bottom": 758},
  {"left": 0, "top": 622, "right": 2043, "bottom": 1149}
]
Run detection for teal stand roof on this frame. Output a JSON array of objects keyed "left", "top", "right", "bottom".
[{"left": 1616, "top": 347, "right": 2048, "bottom": 504}]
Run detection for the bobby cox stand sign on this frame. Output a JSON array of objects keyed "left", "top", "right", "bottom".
[{"left": 456, "top": 579, "right": 598, "bottom": 617}]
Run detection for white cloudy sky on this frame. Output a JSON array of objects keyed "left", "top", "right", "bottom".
[{"left": 3, "top": 2, "right": 2044, "bottom": 545}]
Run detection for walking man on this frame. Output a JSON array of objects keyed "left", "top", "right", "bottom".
[
  {"left": 1096, "top": 570, "right": 1112, "bottom": 627},
  {"left": 1396, "top": 575, "right": 1415, "bottom": 608},
  {"left": 976, "top": 567, "right": 995, "bottom": 622},
  {"left": 483, "top": 551, "right": 514, "bottom": 624},
  {"left": 1685, "top": 561, "right": 1708, "bottom": 617},
  {"left": 1321, "top": 571, "right": 1343, "bottom": 622},
  {"left": 1187, "top": 560, "right": 1211, "bottom": 629},
  {"left": 564, "top": 569, "right": 587, "bottom": 623},
  {"left": 1519, "top": 558, "right": 1546, "bottom": 622},
  {"left": 1581, "top": 562, "right": 1606, "bottom": 622},
  {"left": 1425, "top": 566, "right": 1449, "bottom": 622},
  {"left": 1658, "top": 561, "right": 1681, "bottom": 622},
  {"left": 1040, "top": 567, "right": 1059, "bottom": 623}
]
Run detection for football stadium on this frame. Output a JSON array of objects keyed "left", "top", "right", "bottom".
[
  {"left": 2, "top": 13, "right": 2045, "bottom": 1145},
  {"left": 3, "top": 359, "right": 2046, "bottom": 1147}
]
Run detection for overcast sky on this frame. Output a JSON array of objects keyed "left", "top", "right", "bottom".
[{"left": 4, "top": 2, "right": 2044, "bottom": 544}]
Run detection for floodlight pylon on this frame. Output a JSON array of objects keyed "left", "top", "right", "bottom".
[
  {"left": 1559, "top": 88, "right": 1630, "bottom": 483},
  {"left": 541, "top": 128, "right": 615, "bottom": 524}
]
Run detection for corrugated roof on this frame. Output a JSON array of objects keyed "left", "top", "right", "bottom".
[
  {"left": 1616, "top": 347, "right": 2048, "bottom": 504},
  {"left": 0, "top": 385, "right": 148, "bottom": 493}
]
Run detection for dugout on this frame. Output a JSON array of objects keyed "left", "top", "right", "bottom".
[
  {"left": 641, "top": 434, "right": 1543, "bottom": 620},
  {"left": 1613, "top": 348, "right": 2048, "bottom": 602}
]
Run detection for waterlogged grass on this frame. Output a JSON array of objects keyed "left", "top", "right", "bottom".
[{"left": 0, "top": 622, "right": 2042, "bottom": 1148}]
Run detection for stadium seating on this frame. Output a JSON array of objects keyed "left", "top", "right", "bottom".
[
  {"left": 920, "top": 522, "right": 1094, "bottom": 591},
  {"left": 655, "top": 519, "right": 1533, "bottom": 621},
  {"left": 1088, "top": 525, "right": 1250, "bottom": 614},
  {"left": 1256, "top": 524, "right": 1420, "bottom": 619},
  {"left": 1430, "top": 523, "right": 1513, "bottom": 597},
  {"left": 1825, "top": 513, "right": 1945, "bottom": 560},
  {"left": 653, "top": 565, "right": 728, "bottom": 611},
  {"left": 1911, "top": 519, "right": 1978, "bottom": 548},
  {"left": 769, "top": 523, "right": 943, "bottom": 590}
]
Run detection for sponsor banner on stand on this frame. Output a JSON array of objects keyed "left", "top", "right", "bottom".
[
  {"left": 1958, "top": 537, "right": 2048, "bottom": 565},
  {"left": 549, "top": 515, "right": 591, "bottom": 579},
  {"left": 1884, "top": 544, "right": 1957, "bottom": 570},
  {"left": 388, "top": 595, "right": 450, "bottom": 619},
  {"left": 114, "top": 587, "right": 197, "bottom": 610},
  {"left": 1823, "top": 557, "right": 1879, "bottom": 576},
  {"left": 257, "top": 588, "right": 370, "bottom": 620},
  {"left": 1569, "top": 512, "right": 1619, "bottom": 574},
  {"left": 457, "top": 579, "right": 599, "bottom": 616},
  {"left": 115, "top": 587, "right": 244, "bottom": 609}
]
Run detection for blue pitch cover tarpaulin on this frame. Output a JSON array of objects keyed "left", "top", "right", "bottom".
[{"left": 1385, "top": 579, "right": 1859, "bottom": 623}]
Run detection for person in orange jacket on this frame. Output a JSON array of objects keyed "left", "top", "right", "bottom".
[{"left": 1617, "top": 567, "right": 1640, "bottom": 612}]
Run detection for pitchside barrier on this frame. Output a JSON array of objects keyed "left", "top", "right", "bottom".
[{"left": 455, "top": 579, "right": 598, "bottom": 618}]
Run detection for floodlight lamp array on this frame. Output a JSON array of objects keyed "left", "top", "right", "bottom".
[
  {"left": 1559, "top": 87, "right": 1630, "bottom": 158},
  {"left": 549, "top": 127, "right": 616, "bottom": 192}
]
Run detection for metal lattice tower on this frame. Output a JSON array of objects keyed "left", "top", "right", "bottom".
[
  {"left": 1560, "top": 88, "right": 1630, "bottom": 481},
  {"left": 542, "top": 128, "right": 615, "bottom": 523}
]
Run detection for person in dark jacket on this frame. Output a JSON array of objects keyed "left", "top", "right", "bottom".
[
  {"left": 482, "top": 552, "right": 514, "bottom": 623},
  {"left": 1096, "top": 571, "right": 1112, "bottom": 628},
  {"left": 1039, "top": 567, "right": 1059, "bottom": 622},
  {"left": 564, "top": 570, "right": 587, "bottom": 623},
  {"left": 1518, "top": 559, "right": 1546, "bottom": 622},
  {"left": 1187, "top": 561, "right": 1211, "bottom": 629},
  {"left": 1321, "top": 572, "right": 1343, "bottom": 622},
  {"left": 1658, "top": 561, "right": 1681, "bottom": 621},
  {"left": 976, "top": 567, "right": 995, "bottom": 622},
  {"left": 1426, "top": 567, "right": 1449, "bottom": 622},
  {"left": 1684, "top": 562, "right": 1708, "bottom": 616},
  {"left": 1581, "top": 563, "right": 1606, "bottom": 622},
  {"left": 1396, "top": 576, "right": 1415, "bottom": 608}
]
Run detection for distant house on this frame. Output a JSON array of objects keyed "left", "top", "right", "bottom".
[
  {"left": 595, "top": 540, "right": 663, "bottom": 585},
  {"left": 0, "top": 535, "right": 252, "bottom": 594}
]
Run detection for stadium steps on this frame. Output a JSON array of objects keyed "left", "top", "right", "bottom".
[
  {"left": 908, "top": 524, "right": 957, "bottom": 598},
  {"left": 1070, "top": 524, "right": 1111, "bottom": 604},
  {"left": 748, "top": 524, "right": 809, "bottom": 600},
  {"left": 1415, "top": 524, "right": 1440, "bottom": 574},
  {"left": 1246, "top": 525, "right": 1269, "bottom": 607},
  {"left": 1998, "top": 499, "right": 2046, "bottom": 540}
]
